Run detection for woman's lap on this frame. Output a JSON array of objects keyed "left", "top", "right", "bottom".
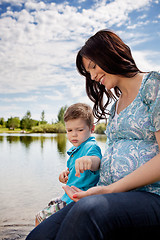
[
  {"left": 26, "top": 202, "right": 75, "bottom": 240},
  {"left": 26, "top": 191, "right": 160, "bottom": 240}
]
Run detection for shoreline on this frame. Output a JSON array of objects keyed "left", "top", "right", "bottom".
[
  {"left": 0, "top": 129, "right": 30, "bottom": 134},
  {"left": 0, "top": 223, "right": 34, "bottom": 240}
]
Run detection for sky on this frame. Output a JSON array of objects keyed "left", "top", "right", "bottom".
[{"left": 0, "top": 0, "right": 160, "bottom": 123}]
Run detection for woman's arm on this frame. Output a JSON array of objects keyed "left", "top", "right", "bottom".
[{"left": 64, "top": 130, "right": 160, "bottom": 201}]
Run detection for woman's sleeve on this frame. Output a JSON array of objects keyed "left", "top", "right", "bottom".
[{"left": 142, "top": 72, "right": 160, "bottom": 132}]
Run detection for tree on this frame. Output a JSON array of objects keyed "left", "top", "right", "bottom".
[
  {"left": 0, "top": 117, "right": 5, "bottom": 127},
  {"left": 57, "top": 105, "right": 67, "bottom": 125},
  {"left": 40, "top": 110, "right": 47, "bottom": 124},
  {"left": 26, "top": 110, "right": 31, "bottom": 119},
  {"left": 6, "top": 117, "right": 20, "bottom": 130},
  {"left": 20, "top": 111, "right": 32, "bottom": 129}
]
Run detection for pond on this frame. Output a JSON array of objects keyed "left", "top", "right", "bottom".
[{"left": 0, "top": 133, "right": 107, "bottom": 239}]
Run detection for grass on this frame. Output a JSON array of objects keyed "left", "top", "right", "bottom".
[{"left": 0, "top": 128, "right": 25, "bottom": 133}]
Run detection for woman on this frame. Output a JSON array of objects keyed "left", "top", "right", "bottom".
[{"left": 26, "top": 30, "right": 160, "bottom": 239}]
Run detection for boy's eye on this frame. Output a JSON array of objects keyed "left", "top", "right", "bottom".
[
  {"left": 79, "top": 129, "right": 84, "bottom": 131},
  {"left": 67, "top": 130, "right": 72, "bottom": 132}
]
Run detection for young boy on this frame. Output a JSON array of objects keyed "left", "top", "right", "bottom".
[{"left": 35, "top": 103, "right": 102, "bottom": 226}]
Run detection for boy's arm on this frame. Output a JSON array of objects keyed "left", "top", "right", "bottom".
[
  {"left": 89, "top": 156, "right": 101, "bottom": 171},
  {"left": 75, "top": 156, "right": 100, "bottom": 177}
]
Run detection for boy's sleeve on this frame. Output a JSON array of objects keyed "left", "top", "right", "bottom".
[{"left": 85, "top": 144, "right": 102, "bottom": 160}]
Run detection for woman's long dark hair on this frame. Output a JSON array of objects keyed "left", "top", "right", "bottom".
[{"left": 76, "top": 29, "right": 141, "bottom": 122}]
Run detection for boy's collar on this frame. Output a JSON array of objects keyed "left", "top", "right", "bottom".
[{"left": 67, "top": 136, "right": 95, "bottom": 155}]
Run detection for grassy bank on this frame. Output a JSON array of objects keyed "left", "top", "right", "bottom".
[
  {"left": 0, "top": 128, "right": 25, "bottom": 133},
  {"left": 31, "top": 122, "right": 66, "bottom": 133},
  {"left": 0, "top": 122, "right": 107, "bottom": 134}
]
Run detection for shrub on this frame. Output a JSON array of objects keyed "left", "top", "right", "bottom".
[
  {"left": 94, "top": 123, "right": 107, "bottom": 134},
  {"left": 31, "top": 123, "right": 66, "bottom": 133},
  {"left": 54, "top": 122, "right": 66, "bottom": 133},
  {"left": 31, "top": 126, "right": 44, "bottom": 133}
]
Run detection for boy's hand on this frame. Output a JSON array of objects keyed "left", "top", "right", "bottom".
[
  {"left": 75, "top": 156, "right": 92, "bottom": 177},
  {"left": 59, "top": 168, "right": 70, "bottom": 184}
]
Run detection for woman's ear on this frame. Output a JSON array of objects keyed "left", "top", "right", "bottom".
[{"left": 91, "top": 124, "right": 95, "bottom": 133}]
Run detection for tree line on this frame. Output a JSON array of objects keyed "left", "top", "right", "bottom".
[
  {"left": 0, "top": 105, "right": 106, "bottom": 134},
  {"left": 0, "top": 106, "right": 67, "bottom": 130}
]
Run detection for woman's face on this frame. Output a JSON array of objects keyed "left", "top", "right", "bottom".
[{"left": 82, "top": 57, "right": 118, "bottom": 90}]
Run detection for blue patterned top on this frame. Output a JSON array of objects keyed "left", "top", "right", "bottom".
[{"left": 98, "top": 71, "right": 160, "bottom": 196}]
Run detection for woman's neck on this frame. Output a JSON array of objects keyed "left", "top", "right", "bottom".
[
  {"left": 116, "top": 73, "right": 144, "bottom": 114},
  {"left": 118, "top": 73, "right": 144, "bottom": 99}
]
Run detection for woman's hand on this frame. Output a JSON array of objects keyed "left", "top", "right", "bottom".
[
  {"left": 59, "top": 168, "right": 70, "bottom": 184},
  {"left": 63, "top": 185, "right": 107, "bottom": 202},
  {"left": 62, "top": 186, "right": 83, "bottom": 202}
]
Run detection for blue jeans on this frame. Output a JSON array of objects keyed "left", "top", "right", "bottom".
[{"left": 26, "top": 191, "right": 160, "bottom": 240}]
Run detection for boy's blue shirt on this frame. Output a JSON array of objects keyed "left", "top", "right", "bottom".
[{"left": 61, "top": 136, "right": 102, "bottom": 204}]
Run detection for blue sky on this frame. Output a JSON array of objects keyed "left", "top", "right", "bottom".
[{"left": 0, "top": 0, "right": 160, "bottom": 123}]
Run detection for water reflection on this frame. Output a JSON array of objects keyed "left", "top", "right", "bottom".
[
  {"left": 0, "top": 135, "right": 4, "bottom": 142},
  {"left": 7, "top": 135, "right": 20, "bottom": 144},
  {"left": 95, "top": 134, "right": 107, "bottom": 143},
  {"left": 2, "top": 133, "right": 106, "bottom": 152},
  {"left": 0, "top": 133, "right": 107, "bottom": 239},
  {"left": 54, "top": 134, "right": 67, "bottom": 156},
  {"left": 4, "top": 134, "right": 68, "bottom": 155}
]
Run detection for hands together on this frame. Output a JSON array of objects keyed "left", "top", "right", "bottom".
[{"left": 63, "top": 185, "right": 107, "bottom": 202}]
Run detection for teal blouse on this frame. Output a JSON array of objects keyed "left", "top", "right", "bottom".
[{"left": 98, "top": 71, "right": 160, "bottom": 196}]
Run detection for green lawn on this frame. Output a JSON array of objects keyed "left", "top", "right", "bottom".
[{"left": 0, "top": 128, "right": 22, "bottom": 133}]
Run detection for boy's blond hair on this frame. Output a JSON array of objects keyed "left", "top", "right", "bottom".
[{"left": 64, "top": 103, "right": 94, "bottom": 129}]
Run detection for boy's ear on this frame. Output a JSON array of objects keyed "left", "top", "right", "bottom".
[{"left": 91, "top": 125, "right": 95, "bottom": 133}]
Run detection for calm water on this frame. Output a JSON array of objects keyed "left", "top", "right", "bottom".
[{"left": 0, "top": 133, "right": 107, "bottom": 239}]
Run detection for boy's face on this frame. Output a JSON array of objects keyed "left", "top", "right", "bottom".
[{"left": 65, "top": 118, "right": 93, "bottom": 147}]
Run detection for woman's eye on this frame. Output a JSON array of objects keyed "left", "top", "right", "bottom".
[{"left": 92, "top": 64, "right": 96, "bottom": 69}]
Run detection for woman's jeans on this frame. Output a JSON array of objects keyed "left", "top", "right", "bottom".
[{"left": 26, "top": 191, "right": 160, "bottom": 240}]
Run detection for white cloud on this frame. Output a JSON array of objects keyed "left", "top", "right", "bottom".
[
  {"left": 0, "top": 0, "right": 25, "bottom": 6},
  {"left": 0, "top": 104, "right": 22, "bottom": 119},
  {"left": 0, "top": 0, "right": 159, "bottom": 122},
  {"left": 68, "top": 83, "right": 85, "bottom": 98},
  {"left": 138, "top": 14, "right": 147, "bottom": 20},
  {"left": 132, "top": 50, "right": 160, "bottom": 72},
  {"left": 0, "top": 0, "right": 154, "bottom": 94},
  {"left": 78, "top": 0, "right": 86, "bottom": 3},
  {"left": 117, "top": 30, "right": 154, "bottom": 50},
  {"left": 25, "top": 0, "right": 46, "bottom": 11},
  {"left": 44, "top": 91, "right": 63, "bottom": 101},
  {"left": 0, "top": 96, "right": 38, "bottom": 102},
  {"left": 127, "top": 20, "right": 150, "bottom": 29}
]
